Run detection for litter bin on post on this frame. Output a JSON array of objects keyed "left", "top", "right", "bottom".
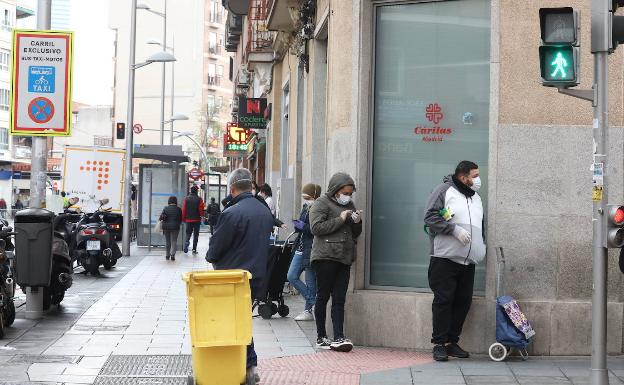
[
  {"left": 183, "top": 270, "right": 253, "bottom": 385},
  {"left": 14, "top": 208, "right": 54, "bottom": 287},
  {"left": 14, "top": 208, "right": 55, "bottom": 320}
]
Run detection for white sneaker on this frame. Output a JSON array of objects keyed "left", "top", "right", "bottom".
[
  {"left": 330, "top": 338, "right": 354, "bottom": 352},
  {"left": 294, "top": 309, "right": 314, "bottom": 321}
]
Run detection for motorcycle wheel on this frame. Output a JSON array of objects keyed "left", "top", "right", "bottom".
[
  {"left": 51, "top": 291, "right": 65, "bottom": 306},
  {"left": 87, "top": 262, "right": 100, "bottom": 276},
  {"left": 111, "top": 258, "right": 118, "bottom": 266},
  {"left": 5, "top": 300, "right": 15, "bottom": 326}
]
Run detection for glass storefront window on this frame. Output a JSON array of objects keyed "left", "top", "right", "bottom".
[{"left": 370, "top": 0, "right": 491, "bottom": 290}]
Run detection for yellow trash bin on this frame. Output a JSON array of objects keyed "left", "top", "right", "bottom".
[{"left": 183, "top": 270, "right": 253, "bottom": 385}]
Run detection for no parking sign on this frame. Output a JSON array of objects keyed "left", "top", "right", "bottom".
[{"left": 10, "top": 30, "right": 73, "bottom": 136}]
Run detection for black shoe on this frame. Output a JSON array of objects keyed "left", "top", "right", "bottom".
[
  {"left": 171, "top": 255, "right": 175, "bottom": 261},
  {"left": 445, "top": 343, "right": 469, "bottom": 358},
  {"left": 192, "top": 250, "right": 198, "bottom": 255},
  {"left": 433, "top": 344, "right": 448, "bottom": 361},
  {"left": 165, "top": 255, "right": 170, "bottom": 260},
  {"left": 330, "top": 338, "right": 353, "bottom": 352}
]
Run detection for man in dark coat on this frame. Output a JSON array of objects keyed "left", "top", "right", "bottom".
[
  {"left": 182, "top": 185, "right": 205, "bottom": 254},
  {"left": 206, "top": 197, "right": 221, "bottom": 234},
  {"left": 206, "top": 168, "right": 273, "bottom": 383}
]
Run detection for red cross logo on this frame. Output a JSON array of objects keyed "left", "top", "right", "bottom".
[{"left": 425, "top": 103, "right": 444, "bottom": 125}]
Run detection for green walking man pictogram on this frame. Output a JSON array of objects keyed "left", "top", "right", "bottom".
[{"left": 550, "top": 52, "right": 568, "bottom": 78}]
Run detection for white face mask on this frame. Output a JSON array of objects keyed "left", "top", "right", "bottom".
[
  {"left": 470, "top": 176, "right": 482, "bottom": 192},
  {"left": 251, "top": 189, "right": 256, "bottom": 195},
  {"left": 302, "top": 199, "right": 313, "bottom": 207},
  {"left": 336, "top": 194, "right": 351, "bottom": 205}
]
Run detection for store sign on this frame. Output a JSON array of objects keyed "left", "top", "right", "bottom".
[
  {"left": 188, "top": 167, "right": 204, "bottom": 180},
  {"left": 223, "top": 123, "right": 251, "bottom": 157},
  {"left": 238, "top": 96, "right": 267, "bottom": 129},
  {"left": 11, "top": 30, "right": 74, "bottom": 136},
  {"left": 413, "top": 103, "right": 453, "bottom": 142}
]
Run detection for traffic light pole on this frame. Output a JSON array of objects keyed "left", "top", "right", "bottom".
[{"left": 591, "top": 1, "right": 609, "bottom": 384}]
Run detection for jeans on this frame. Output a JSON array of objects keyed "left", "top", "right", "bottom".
[
  {"left": 287, "top": 251, "right": 316, "bottom": 311},
  {"left": 163, "top": 229, "right": 179, "bottom": 257},
  {"left": 313, "top": 260, "right": 350, "bottom": 340},
  {"left": 184, "top": 222, "right": 200, "bottom": 252},
  {"left": 428, "top": 257, "right": 475, "bottom": 345}
]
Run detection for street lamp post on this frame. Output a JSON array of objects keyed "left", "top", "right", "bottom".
[
  {"left": 138, "top": 2, "right": 167, "bottom": 145},
  {"left": 121, "top": 2, "right": 176, "bottom": 257},
  {"left": 147, "top": 38, "right": 176, "bottom": 146}
]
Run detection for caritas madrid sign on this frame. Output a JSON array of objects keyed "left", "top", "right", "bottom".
[
  {"left": 238, "top": 96, "right": 267, "bottom": 129},
  {"left": 413, "top": 103, "right": 453, "bottom": 142}
]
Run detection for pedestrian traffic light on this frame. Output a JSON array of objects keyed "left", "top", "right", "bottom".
[
  {"left": 539, "top": 7, "right": 580, "bottom": 87},
  {"left": 116, "top": 122, "right": 125, "bottom": 140},
  {"left": 607, "top": 205, "right": 624, "bottom": 248},
  {"left": 611, "top": 1, "right": 624, "bottom": 52}
]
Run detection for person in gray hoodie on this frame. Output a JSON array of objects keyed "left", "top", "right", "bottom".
[
  {"left": 424, "top": 160, "right": 486, "bottom": 362},
  {"left": 309, "top": 172, "right": 362, "bottom": 353}
]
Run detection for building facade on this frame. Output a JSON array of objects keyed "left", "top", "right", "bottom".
[
  {"left": 110, "top": 0, "right": 234, "bottom": 171},
  {"left": 225, "top": 0, "right": 624, "bottom": 355}
]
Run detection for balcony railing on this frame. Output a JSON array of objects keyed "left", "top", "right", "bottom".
[
  {"left": 208, "top": 10, "right": 222, "bottom": 24},
  {"left": 207, "top": 76, "right": 222, "bottom": 86},
  {"left": 208, "top": 45, "right": 222, "bottom": 55},
  {"left": 245, "top": 0, "right": 274, "bottom": 58}
]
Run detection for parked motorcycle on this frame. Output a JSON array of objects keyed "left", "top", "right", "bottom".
[
  {"left": 73, "top": 199, "right": 121, "bottom": 275},
  {"left": 0, "top": 220, "right": 16, "bottom": 338}
]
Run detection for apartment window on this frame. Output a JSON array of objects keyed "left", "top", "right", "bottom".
[
  {"left": 2, "top": 9, "right": 12, "bottom": 31},
  {"left": 209, "top": 1, "right": 220, "bottom": 23},
  {"left": 0, "top": 127, "right": 8, "bottom": 150},
  {"left": 208, "top": 64, "right": 219, "bottom": 85},
  {"left": 0, "top": 89, "right": 10, "bottom": 111},
  {"left": 217, "top": 96, "right": 224, "bottom": 109},
  {"left": 207, "top": 94, "right": 215, "bottom": 115},
  {"left": 0, "top": 49, "right": 9, "bottom": 72},
  {"left": 209, "top": 32, "right": 219, "bottom": 54},
  {"left": 217, "top": 65, "right": 224, "bottom": 78}
]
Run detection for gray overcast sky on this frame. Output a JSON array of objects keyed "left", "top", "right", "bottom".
[{"left": 70, "top": 0, "right": 115, "bottom": 106}]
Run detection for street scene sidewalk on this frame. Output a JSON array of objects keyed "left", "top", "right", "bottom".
[{"left": 0, "top": 235, "right": 623, "bottom": 385}]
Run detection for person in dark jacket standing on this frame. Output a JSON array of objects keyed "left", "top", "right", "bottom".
[
  {"left": 288, "top": 183, "right": 322, "bottom": 321},
  {"left": 206, "top": 168, "right": 273, "bottom": 384},
  {"left": 160, "top": 196, "right": 182, "bottom": 261},
  {"left": 309, "top": 172, "right": 362, "bottom": 352},
  {"left": 182, "top": 185, "right": 205, "bottom": 254},
  {"left": 206, "top": 197, "right": 221, "bottom": 234},
  {"left": 424, "top": 161, "right": 485, "bottom": 362}
]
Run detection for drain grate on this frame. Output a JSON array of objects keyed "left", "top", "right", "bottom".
[
  {"left": 8, "top": 354, "right": 81, "bottom": 364},
  {"left": 99, "top": 355, "right": 192, "bottom": 377},
  {"left": 94, "top": 378, "right": 189, "bottom": 385}
]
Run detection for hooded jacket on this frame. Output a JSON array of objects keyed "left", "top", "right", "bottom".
[
  {"left": 424, "top": 175, "right": 486, "bottom": 265},
  {"left": 309, "top": 173, "right": 362, "bottom": 265}
]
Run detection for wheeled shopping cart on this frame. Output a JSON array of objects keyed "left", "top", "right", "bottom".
[
  {"left": 253, "top": 232, "right": 296, "bottom": 319},
  {"left": 488, "top": 247, "right": 536, "bottom": 361}
]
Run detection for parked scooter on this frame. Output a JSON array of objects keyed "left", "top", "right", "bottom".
[
  {"left": 73, "top": 199, "right": 121, "bottom": 275},
  {"left": 0, "top": 220, "right": 16, "bottom": 338}
]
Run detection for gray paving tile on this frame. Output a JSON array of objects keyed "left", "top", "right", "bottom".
[
  {"left": 464, "top": 375, "right": 519, "bottom": 385},
  {"left": 361, "top": 367, "right": 414, "bottom": 385}
]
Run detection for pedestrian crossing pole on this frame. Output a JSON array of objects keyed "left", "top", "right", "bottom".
[{"left": 590, "top": 1, "right": 609, "bottom": 384}]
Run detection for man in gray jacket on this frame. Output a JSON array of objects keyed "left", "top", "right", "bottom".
[{"left": 424, "top": 161, "right": 485, "bottom": 362}]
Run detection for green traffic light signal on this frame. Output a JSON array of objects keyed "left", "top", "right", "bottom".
[{"left": 539, "top": 46, "right": 578, "bottom": 86}]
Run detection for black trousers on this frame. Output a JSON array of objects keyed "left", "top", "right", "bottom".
[
  {"left": 313, "top": 260, "right": 351, "bottom": 340},
  {"left": 428, "top": 257, "right": 475, "bottom": 345},
  {"left": 184, "top": 222, "right": 200, "bottom": 251}
]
